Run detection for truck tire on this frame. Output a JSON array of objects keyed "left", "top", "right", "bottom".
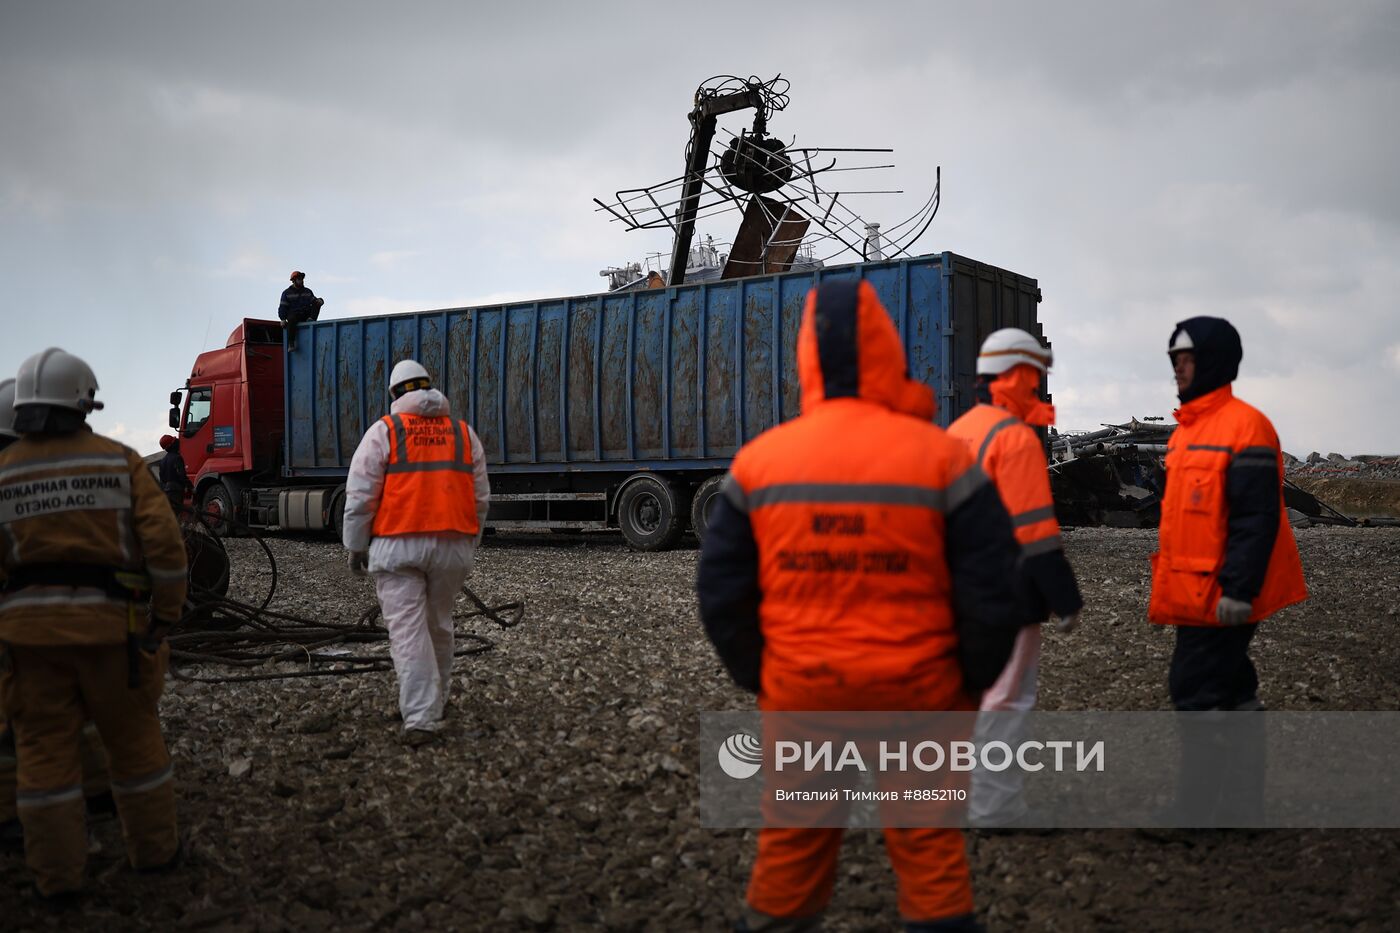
[
  {"left": 330, "top": 489, "right": 347, "bottom": 542},
  {"left": 199, "top": 481, "right": 235, "bottom": 537},
  {"left": 689, "top": 474, "right": 726, "bottom": 544},
  {"left": 617, "top": 474, "right": 682, "bottom": 551}
]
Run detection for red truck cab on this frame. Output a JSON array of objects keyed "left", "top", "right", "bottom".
[{"left": 170, "top": 319, "right": 286, "bottom": 528}]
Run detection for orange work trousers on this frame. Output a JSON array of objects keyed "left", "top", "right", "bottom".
[
  {"left": 748, "top": 826, "right": 974, "bottom": 924},
  {"left": 0, "top": 641, "right": 177, "bottom": 895}
]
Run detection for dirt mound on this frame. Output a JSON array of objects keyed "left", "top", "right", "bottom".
[{"left": 1290, "top": 476, "right": 1400, "bottom": 520}]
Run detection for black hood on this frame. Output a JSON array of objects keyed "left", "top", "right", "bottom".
[{"left": 1170, "top": 316, "right": 1242, "bottom": 403}]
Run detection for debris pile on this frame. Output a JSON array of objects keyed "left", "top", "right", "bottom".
[
  {"left": 1285, "top": 452, "right": 1400, "bottom": 480},
  {"left": 1048, "top": 419, "right": 1172, "bottom": 527}
]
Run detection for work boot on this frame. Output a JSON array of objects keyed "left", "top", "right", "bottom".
[
  {"left": 735, "top": 907, "right": 823, "bottom": 931},
  {"left": 136, "top": 840, "right": 183, "bottom": 874},
  {"left": 402, "top": 729, "right": 439, "bottom": 749}
]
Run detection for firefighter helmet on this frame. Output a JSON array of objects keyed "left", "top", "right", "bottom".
[
  {"left": 14, "top": 348, "right": 104, "bottom": 413},
  {"left": 976, "top": 328, "right": 1053, "bottom": 376},
  {"left": 0, "top": 378, "right": 17, "bottom": 438}
]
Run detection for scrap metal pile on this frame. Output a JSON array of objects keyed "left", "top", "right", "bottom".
[
  {"left": 1048, "top": 419, "right": 1360, "bottom": 528},
  {"left": 1049, "top": 419, "right": 1173, "bottom": 527}
]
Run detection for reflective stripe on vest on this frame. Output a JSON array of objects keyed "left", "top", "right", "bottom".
[{"left": 371, "top": 414, "right": 480, "bottom": 537}]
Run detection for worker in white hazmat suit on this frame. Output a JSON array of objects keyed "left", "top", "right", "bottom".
[{"left": 342, "top": 360, "right": 490, "bottom": 746}]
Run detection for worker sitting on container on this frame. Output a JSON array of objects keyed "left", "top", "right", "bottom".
[
  {"left": 342, "top": 360, "right": 491, "bottom": 747},
  {"left": 157, "top": 435, "right": 193, "bottom": 516},
  {"left": 948, "top": 328, "right": 1083, "bottom": 830},
  {"left": 697, "top": 281, "right": 1024, "bottom": 933},
  {"left": 0, "top": 349, "right": 186, "bottom": 899},
  {"left": 1150, "top": 317, "right": 1307, "bottom": 824},
  {"left": 278, "top": 270, "right": 324, "bottom": 351}
]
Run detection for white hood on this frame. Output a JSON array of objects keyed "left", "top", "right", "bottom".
[{"left": 390, "top": 388, "right": 449, "bottom": 418}]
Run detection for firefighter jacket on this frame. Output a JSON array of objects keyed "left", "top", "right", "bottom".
[
  {"left": 696, "top": 280, "right": 1024, "bottom": 707},
  {"left": 1149, "top": 384, "right": 1307, "bottom": 626},
  {"left": 0, "top": 427, "right": 188, "bottom": 645},
  {"left": 342, "top": 388, "right": 489, "bottom": 551},
  {"left": 948, "top": 372, "right": 1082, "bottom": 624}
]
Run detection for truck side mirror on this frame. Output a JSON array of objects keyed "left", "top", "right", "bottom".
[
  {"left": 169, "top": 390, "right": 183, "bottom": 406},
  {"left": 169, "top": 407, "right": 180, "bottom": 429}
]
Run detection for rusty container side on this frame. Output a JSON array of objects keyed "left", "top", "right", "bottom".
[{"left": 283, "top": 252, "right": 1043, "bottom": 475}]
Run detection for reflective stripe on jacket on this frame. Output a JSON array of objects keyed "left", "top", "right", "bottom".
[
  {"left": 1149, "top": 385, "right": 1307, "bottom": 626},
  {"left": 948, "top": 402, "right": 1082, "bottom": 621},
  {"left": 949, "top": 404, "right": 1060, "bottom": 553},
  {"left": 0, "top": 429, "right": 187, "bottom": 645},
  {"left": 371, "top": 413, "right": 480, "bottom": 538}
]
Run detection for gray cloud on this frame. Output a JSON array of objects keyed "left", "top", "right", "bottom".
[{"left": 1, "top": 1, "right": 1396, "bottom": 455}]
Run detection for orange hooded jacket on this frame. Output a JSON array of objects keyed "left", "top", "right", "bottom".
[
  {"left": 948, "top": 366, "right": 1082, "bottom": 622},
  {"left": 1149, "top": 385, "right": 1307, "bottom": 626},
  {"left": 696, "top": 280, "right": 1024, "bottom": 710}
]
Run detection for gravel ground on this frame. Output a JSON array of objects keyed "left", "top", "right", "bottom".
[{"left": 3, "top": 527, "right": 1399, "bottom": 931}]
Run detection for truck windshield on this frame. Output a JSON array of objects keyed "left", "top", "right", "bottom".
[{"left": 184, "top": 387, "right": 212, "bottom": 437}]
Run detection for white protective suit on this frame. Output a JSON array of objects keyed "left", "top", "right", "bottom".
[
  {"left": 968, "top": 624, "right": 1041, "bottom": 826},
  {"left": 342, "top": 388, "right": 490, "bottom": 731}
]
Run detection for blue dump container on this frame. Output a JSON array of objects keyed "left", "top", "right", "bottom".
[{"left": 284, "top": 251, "right": 1042, "bottom": 548}]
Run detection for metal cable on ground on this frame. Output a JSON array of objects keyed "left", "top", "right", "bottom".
[{"left": 167, "top": 506, "right": 524, "bottom": 684}]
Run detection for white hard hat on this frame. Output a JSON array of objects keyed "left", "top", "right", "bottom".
[
  {"left": 976, "top": 328, "right": 1053, "bottom": 376},
  {"left": 14, "top": 348, "right": 104, "bottom": 413},
  {"left": 0, "top": 378, "right": 17, "bottom": 438},
  {"left": 1168, "top": 328, "right": 1195, "bottom": 354},
  {"left": 388, "top": 359, "right": 432, "bottom": 398}
]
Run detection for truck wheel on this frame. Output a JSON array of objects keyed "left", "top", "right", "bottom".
[
  {"left": 330, "top": 490, "right": 347, "bottom": 542},
  {"left": 690, "top": 475, "right": 726, "bottom": 544},
  {"left": 617, "top": 475, "right": 682, "bottom": 551},
  {"left": 199, "top": 482, "right": 235, "bottom": 537}
]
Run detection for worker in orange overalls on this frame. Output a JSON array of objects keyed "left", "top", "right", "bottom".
[
  {"left": 342, "top": 360, "right": 490, "bottom": 747},
  {"left": 0, "top": 349, "right": 187, "bottom": 899},
  {"left": 1150, "top": 317, "right": 1306, "bottom": 822},
  {"left": 947, "top": 328, "right": 1083, "bottom": 828},
  {"left": 698, "top": 281, "right": 1024, "bottom": 933}
]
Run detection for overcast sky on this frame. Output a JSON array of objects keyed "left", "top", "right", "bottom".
[{"left": 2, "top": 1, "right": 1397, "bottom": 455}]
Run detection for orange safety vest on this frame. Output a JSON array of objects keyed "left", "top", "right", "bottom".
[
  {"left": 947, "top": 403, "right": 1062, "bottom": 557},
  {"left": 1148, "top": 386, "right": 1307, "bottom": 626},
  {"left": 371, "top": 413, "right": 480, "bottom": 537}
]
